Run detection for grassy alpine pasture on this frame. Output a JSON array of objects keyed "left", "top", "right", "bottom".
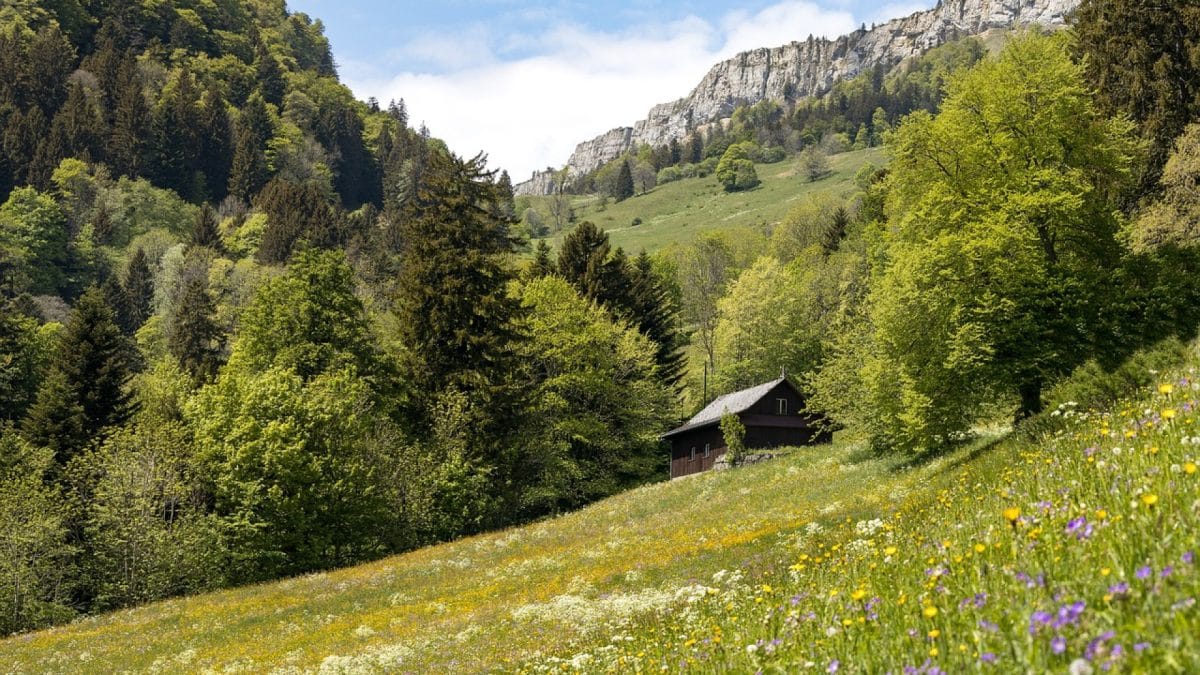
[
  {"left": 530, "top": 146, "right": 887, "bottom": 254},
  {"left": 5, "top": 344, "right": 1200, "bottom": 673}
]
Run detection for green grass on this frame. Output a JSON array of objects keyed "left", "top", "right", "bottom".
[
  {"left": 6, "top": 343, "right": 1200, "bottom": 673},
  {"left": 530, "top": 147, "right": 887, "bottom": 254}
]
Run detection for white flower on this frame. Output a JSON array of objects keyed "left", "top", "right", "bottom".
[
  {"left": 1069, "top": 658, "right": 1094, "bottom": 675},
  {"left": 746, "top": 644, "right": 759, "bottom": 654}
]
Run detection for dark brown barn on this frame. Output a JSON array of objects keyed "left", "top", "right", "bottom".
[{"left": 663, "top": 376, "right": 831, "bottom": 479}]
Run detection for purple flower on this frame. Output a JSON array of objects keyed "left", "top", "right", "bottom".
[
  {"left": 827, "top": 659, "right": 840, "bottom": 673},
  {"left": 979, "top": 619, "right": 999, "bottom": 633},
  {"left": 1066, "top": 517, "right": 1094, "bottom": 540},
  {"left": 1029, "top": 610, "right": 1053, "bottom": 635},
  {"left": 1085, "top": 631, "right": 1116, "bottom": 661},
  {"left": 1136, "top": 566, "right": 1153, "bottom": 580},
  {"left": 1108, "top": 582, "right": 1129, "bottom": 596},
  {"left": 1161, "top": 566, "right": 1174, "bottom": 578},
  {"left": 1133, "top": 642, "right": 1150, "bottom": 653},
  {"left": 1052, "top": 636, "right": 1067, "bottom": 654},
  {"left": 1183, "top": 551, "right": 1195, "bottom": 565},
  {"left": 980, "top": 652, "right": 998, "bottom": 664}
]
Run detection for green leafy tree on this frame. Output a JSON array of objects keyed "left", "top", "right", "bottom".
[
  {"left": 81, "top": 421, "right": 225, "bottom": 611},
  {"left": 798, "top": 146, "right": 829, "bottom": 182},
  {"left": 0, "top": 300, "right": 45, "bottom": 421},
  {"left": 512, "top": 276, "right": 672, "bottom": 515},
  {"left": 843, "top": 33, "right": 1137, "bottom": 452},
  {"left": 712, "top": 257, "right": 821, "bottom": 394},
  {"left": 234, "top": 249, "right": 379, "bottom": 382},
  {"left": 0, "top": 428, "right": 76, "bottom": 635},
  {"left": 188, "top": 366, "right": 392, "bottom": 582},
  {"left": 0, "top": 187, "right": 69, "bottom": 294},
  {"left": 716, "top": 142, "right": 760, "bottom": 191}
]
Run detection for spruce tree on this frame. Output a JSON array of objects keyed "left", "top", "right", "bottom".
[
  {"left": 528, "top": 240, "right": 556, "bottom": 278},
  {"left": 191, "top": 203, "right": 224, "bottom": 252},
  {"left": 821, "top": 206, "right": 850, "bottom": 256},
  {"left": 255, "top": 42, "right": 286, "bottom": 107},
  {"left": 49, "top": 80, "right": 106, "bottom": 163},
  {"left": 393, "top": 151, "right": 521, "bottom": 401},
  {"left": 197, "top": 88, "right": 231, "bottom": 202},
  {"left": 21, "top": 287, "right": 134, "bottom": 462},
  {"left": 169, "top": 276, "right": 222, "bottom": 383},
  {"left": 2, "top": 107, "right": 47, "bottom": 187},
  {"left": 614, "top": 160, "right": 634, "bottom": 202},
  {"left": 557, "top": 221, "right": 626, "bottom": 308},
  {"left": 627, "top": 251, "right": 686, "bottom": 390},
  {"left": 122, "top": 248, "right": 153, "bottom": 332},
  {"left": 108, "top": 56, "right": 150, "bottom": 178},
  {"left": 26, "top": 25, "right": 75, "bottom": 115},
  {"left": 228, "top": 126, "right": 267, "bottom": 200},
  {"left": 91, "top": 204, "right": 114, "bottom": 244}
]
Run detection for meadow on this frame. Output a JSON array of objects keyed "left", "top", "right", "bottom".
[
  {"left": 4, "top": 342, "right": 1199, "bottom": 673},
  {"left": 527, "top": 147, "right": 887, "bottom": 253}
]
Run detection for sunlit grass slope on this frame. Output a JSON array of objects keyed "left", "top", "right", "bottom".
[
  {"left": 6, "top": 343, "right": 1200, "bottom": 673},
  {"left": 532, "top": 147, "right": 887, "bottom": 253}
]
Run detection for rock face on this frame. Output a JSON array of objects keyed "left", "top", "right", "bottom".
[{"left": 515, "top": 0, "right": 1077, "bottom": 195}]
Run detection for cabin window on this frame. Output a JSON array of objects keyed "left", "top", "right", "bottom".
[
  {"left": 690, "top": 447, "right": 696, "bottom": 461},
  {"left": 704, "top": 443, "right": 711, "bottom": 458},
  {"left": 777, "top": 398, "right": 788, "bottom": 415}
]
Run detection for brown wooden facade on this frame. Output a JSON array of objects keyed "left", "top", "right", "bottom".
[{"left": 664, "top": 378, "right": 831, "bottom": 479}]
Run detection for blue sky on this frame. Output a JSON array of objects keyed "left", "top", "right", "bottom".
[{"left": 288, "top": 1, "right": 931, "bottom": 178}]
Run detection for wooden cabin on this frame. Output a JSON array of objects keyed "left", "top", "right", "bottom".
[{"left": 662, "top": 376, "right": 831, "bottom": 479}]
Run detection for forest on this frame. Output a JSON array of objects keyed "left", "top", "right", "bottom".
[{"left": 1, "top": 0, "right": 1199, "bottom": 640}]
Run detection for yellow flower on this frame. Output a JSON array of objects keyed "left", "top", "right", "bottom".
[
  {"left": 1149, "top": 446, "right": 1159, "bottom": 455},
  {"left": 1003, "top": 507, "right": 1021, "bottom": 524},
  {"left": 1185, "top": 462, "right": 1197, "bottom": 475},
  {"left": 1141, "top": 493, "right": 1159, "bottom": 507},
  {"left": 1163, "top": 409, "right": 1177, "bottom": 420},
  {"left": 929, "top": 647, "right": 939, "bottom": 657},
  {"left": 973, "top": 543, "right": 986, "bottom": 553},
  {"left": 923, "top": 606, "right": 939, "bottom": 619},
  {"left": 884, "top": 546, "right": 898, "bottom": 556},
  {"left": 851, "top": 588, "right": 867, "bottom": 601},
  {"left": 1101, "top": 567, "right": 1111, "bottom": 576},
  {"left": 1096, "top": 509, "right": 1108, "bottom": 520},
  {"left": 928, "top": 629, "right": 940, "bottom": 639},
  {"left": 1159, "top": 383, "right": 1175, "bottom": 395}
]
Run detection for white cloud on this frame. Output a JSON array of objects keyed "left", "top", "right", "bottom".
[{"left": 344, "top": 3, "right": 859, "bottom": 181}]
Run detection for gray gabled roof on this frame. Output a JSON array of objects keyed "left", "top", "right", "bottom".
[{"left": 662, "top": 376, "right": 790, "bottom": 438}]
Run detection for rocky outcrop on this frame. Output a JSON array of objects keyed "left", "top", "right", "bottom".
[{"left": 515, "top": 0, "right": 1076, "bottom": 195}]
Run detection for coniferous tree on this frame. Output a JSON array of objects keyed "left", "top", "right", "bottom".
[
  {"left": 190, "top": 203, "right": 224, "bottom": 252},
  {"left": 1073, "top": 0, "right": 1200, "bottom": 188},
  {"left": 21, "top": 288, "right": 134, "bottom": 463},
  {"left": 2, "top": 107, "right": 47, "bottom": 187},
  {"left": 48, "top": 80, "right": 106, "bottom": 164},
  {"left": 614, "top": 160, "right": 634, "bottom": 202},
  {"left": 528, "top": 240, "right": 556, "bottom": 278},
  {"left": 122, "top": 247, "right": 153, "bottom": 332},
  {"left": 821, "top": 206, "right": 850, "bottom": 256},
  {"left": 91, "top": 204, "right": 114, "bottom": 244},
  {"left": 108, "top": 56, "right": 150, "bottom": 178},
  {"left": 393, "top": 150, "right": 521, "bottom": 404},
  {"left": 0, "top": 300, "right": 42, "bottom": 421},
  {"left": 557, "top": 221, "right": 625, "bottom": 308},
  {"left": 254, "top": 41, "right": 285, "bottom": 108},
  {"left": 627, "top": 251, "right": 686, "bottom": 391},
  {"left": 169, "top": 276, "right": 222, "bottom": 383},
  {"left": 26, "top": 25, "right": 75, "bottom": 115},
  {"left": 196, "top": 88, "right": 231, "bottom": 202},
  {"left": 228, "top": 126, "right": 267, "bottom": 200},
  {"left": 255, "top": 179, "right": 340, "bottom": 263}
]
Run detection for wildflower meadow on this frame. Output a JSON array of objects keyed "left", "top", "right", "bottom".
[{"left": 4, "top": 350, "right": 1200, "bottom": 673}]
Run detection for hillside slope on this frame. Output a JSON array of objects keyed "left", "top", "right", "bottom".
[
  {"left": 517, "top": 0, "right": 1073, "bottom": 192},
  {"left": 529, "top": 146, "right": 885, "bottom": 254},
  {"left": 6, "top": 340, "right": 1200, "bottom": 672}
]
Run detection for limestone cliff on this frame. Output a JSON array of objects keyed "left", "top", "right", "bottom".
[{"left": 516, "top": 0, "right": 1077, "bottom": 195}]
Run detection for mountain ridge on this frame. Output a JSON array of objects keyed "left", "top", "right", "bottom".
[{"left": 516, "top": 0, "right": 1077, "bottom": 195}]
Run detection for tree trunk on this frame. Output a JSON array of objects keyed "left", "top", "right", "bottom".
[{"left": 1016, "top": 379, "right": 1044, "bottom": 422}]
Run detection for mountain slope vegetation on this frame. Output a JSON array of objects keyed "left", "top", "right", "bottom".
[{"left": 3, "top": 339, "right": 1199, "bottom": 672}]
